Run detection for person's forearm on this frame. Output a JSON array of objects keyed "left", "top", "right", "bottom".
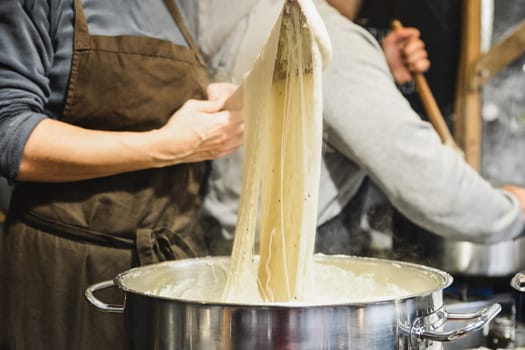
[
  {"left": 17, "top": 118, "right": 180, "bottom": 182},
  {"left": 17, "top": 93, "right": 243, "bottom": 183}
]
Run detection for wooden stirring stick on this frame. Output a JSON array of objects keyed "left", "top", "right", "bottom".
[{"left": 391, "top": 20, "right": 463, "bottom": 155}]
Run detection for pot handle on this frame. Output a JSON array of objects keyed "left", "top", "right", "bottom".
[
  {"left": 85, "top": 280, "right": 125, "bottom": 313},
  {"left": 412, "top": 303, "right": 501, "bottom": 343},
  {"left": 511, "top": 272, "right": 525, "bottom": 292}
]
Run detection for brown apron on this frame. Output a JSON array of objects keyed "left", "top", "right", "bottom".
[{"left": 1, "top": 0, "right": 209, "bottom": 348}]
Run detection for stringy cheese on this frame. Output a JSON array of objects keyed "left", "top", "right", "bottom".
[{"left": 222, "top": 0, "right": 332, "bottom": 303}]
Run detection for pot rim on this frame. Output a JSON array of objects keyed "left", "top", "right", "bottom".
[{"left": 114, "top": 254, "right": 453, "bottom": 308}]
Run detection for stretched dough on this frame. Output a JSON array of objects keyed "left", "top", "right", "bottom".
[{"left": 223, "top": 0, "right": 331, "bottom": 303}]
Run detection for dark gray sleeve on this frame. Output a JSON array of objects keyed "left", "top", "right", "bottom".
[
  {"left": 318, "top": 3, "right": 524, "bottom": 243},
  {"left": 0, "top": 0, "right": 51, "bottom": 182}
]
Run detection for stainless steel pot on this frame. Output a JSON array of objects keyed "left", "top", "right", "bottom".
[
  {"left": 86, "top": 255, "right": 501, "bottom": 350},
  {"left": 427, "top": 236, "right": 525, "bottom": 277},
  {"left": 394, "top": 228, "right": 525, "bottom": 277}
]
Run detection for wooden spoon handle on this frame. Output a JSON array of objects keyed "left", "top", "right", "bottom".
[{"left": 391, "top": 20, "right": 462, "bottom": 153}]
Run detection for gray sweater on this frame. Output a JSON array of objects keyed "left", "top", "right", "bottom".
[{"left": 201, "top": 0, "right": 525, "bottom": 244}]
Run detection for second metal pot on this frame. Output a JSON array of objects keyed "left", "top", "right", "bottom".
[{"left": 394, "top": 229, "right": 525, "bottom": 277}]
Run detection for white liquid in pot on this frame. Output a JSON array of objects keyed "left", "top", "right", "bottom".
[{"left": 141, "top": 257, "right": 429, "bottom": 305}]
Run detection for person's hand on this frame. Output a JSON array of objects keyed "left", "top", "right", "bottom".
[
  {"left": 207, "top": 82, "right": 238, "bottom": 102},
  {"left": 157, "top": 83, "right": 243, "bottom": 164},
  {"left": 382, "top": 26, "right": 430, "bottom": 84},
  {"left": 503, "top": 185, "right": 525, "bottom": 216}
]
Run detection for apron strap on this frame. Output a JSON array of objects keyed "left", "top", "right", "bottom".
[
  {"left": 162, "top": 0, "right": 207, "bottom": 66},
  {"left": 20, "top": 211, "right": 135, "bottom": 249},
  {"left": 72, "top": 0, "right": 91, "bottom": 50},
  {"left": 19, "top": 210, "right": 201, "bottom": 266}
]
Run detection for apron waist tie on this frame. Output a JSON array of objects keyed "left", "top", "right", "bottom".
[
  {"left": 136, "top": 227, "right": 175, "bottom": 265},
  {"left": 21, "top": 211, "right": 135, "bottom": 249},
  {"left": 133, "top": 227, "right": 200, "bottom": 265},
  {"left": 19, "top": 211, "right": 198, "bottom": 265}
]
